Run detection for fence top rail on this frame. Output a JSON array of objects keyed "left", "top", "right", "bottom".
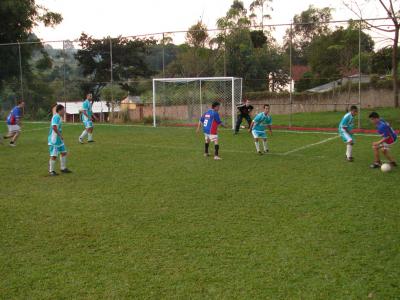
[
  {"left": 153, "top": 77, "right": 242, "bottom": 83},
  {"left": 0, "top": 16, "right": 396, "bottom": 47}
]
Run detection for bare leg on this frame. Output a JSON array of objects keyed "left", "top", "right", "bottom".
[{"left": 382, "top": 149, "right": 396, "bottom": 163}]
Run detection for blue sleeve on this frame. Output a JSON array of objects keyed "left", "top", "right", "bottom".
[
  {"left": 200, "top": 113, "right": 205, "bottom": 123},
  {"left": 378, "top": 125, "right": 389, "bottom": 137},
  {"left": 51, "top": 115, "right": 60, "bottom": 127},
  {"left": 15, "top": 108, "right": 22, "bottom": 118},
  {"left": 341, "top": 115, "right": 350, "bottom": 127},
  {"left": 82, "top": 101, "right": 88, "bottom": 111},
  {"left": 214, "top": 112, "right": 222, "bottom": 124},
  {"left": 253, "top": 113, "right": 262, "bottom": 124}
]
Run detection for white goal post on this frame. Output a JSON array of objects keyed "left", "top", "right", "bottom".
[{"left": 152, "top": 77, "right": 243, "bottom": 129}]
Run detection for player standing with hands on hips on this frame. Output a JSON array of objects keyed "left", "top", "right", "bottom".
[
  {"left": 197, "top": 101, "right": 226, "bottom": 160},
  {"left": 79, "top": 93, "right": 98, "bottom": 144},
  {"left": 234, "top": 99, "right": 253, "bottom": 134}
]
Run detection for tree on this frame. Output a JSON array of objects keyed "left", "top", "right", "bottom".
[
  {"left": 344, "top": 0, "right": 400, "bottom": 107},
  {"left": 249, "top": 0, "right": 273, "bottom": 28},
  {"left": 0, "top": 0, "right": 62, "bottom": 92},
  {"left": 284, "top": 6, "right": 333, "bottom": 65},
  {"left": 75, "top": 33, "right": 155, "bottom": 99},
  {"left": 306, "top": 24, "right": 374, "bottom": 85}
]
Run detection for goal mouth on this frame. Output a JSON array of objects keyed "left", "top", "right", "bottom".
[{"left": 152, "top": 77, "right": 243, "bottom": 129}]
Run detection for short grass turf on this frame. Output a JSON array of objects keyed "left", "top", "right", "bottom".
[{"left": 0, "top": 122, "right": 399, "bottom": 299}]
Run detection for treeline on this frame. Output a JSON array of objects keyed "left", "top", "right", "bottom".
[{"left": 0, "top": 0, "right": 398, "bottom": 118}]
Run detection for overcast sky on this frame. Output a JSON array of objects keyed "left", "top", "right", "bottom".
[{"left": 34, "top": 0, "right": 388, "bottom": 45}]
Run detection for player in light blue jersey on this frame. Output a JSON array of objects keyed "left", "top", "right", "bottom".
[
  {"left": 249, "top": 104, "right": 272, "bottom": 154},
  {"left": 48, "top": 104, "right": 72, "bottom": 176},
  {"left": 79, "top": 93, "right": 98, "bottom": 144},
  {"left": 338, "top": 105, "right": 358, "bottom": 162}
]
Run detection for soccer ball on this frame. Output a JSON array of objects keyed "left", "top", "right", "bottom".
[{"left": 381, "top": 163, "right": 392, "bottom": 173}]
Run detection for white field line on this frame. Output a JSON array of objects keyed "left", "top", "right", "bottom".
[{"left": 282, "top": 136, "right": 340, "bottom": 156}]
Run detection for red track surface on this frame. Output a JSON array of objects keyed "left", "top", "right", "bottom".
[{"left": 168, "top": 123, "right": 388, "bottom": 134}]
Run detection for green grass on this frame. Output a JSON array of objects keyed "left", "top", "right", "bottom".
[
  {"left": 272, "top": 107, "right": 400, "bottom": 129},
  {"left": 0, "top": 120, "right": 399, "bottom": 299}
]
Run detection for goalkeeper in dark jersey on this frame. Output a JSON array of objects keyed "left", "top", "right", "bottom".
[{"left": 234, "top": 99, "right": 254, "bottom": 134}]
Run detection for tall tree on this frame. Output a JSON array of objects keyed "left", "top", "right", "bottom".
[
  {"left": 344, "top": 0, "right": 400, "bottom": 107},
  {"left": 249, "top": 0, "right": 273, "bottom": 28},
  {"left": 0, "top": 0, "right": 62, "bottom": 92},
  {"left": 284, "top": 5, "right": 333, "bottom": 65},
  {"left": 75, "top": 34, "right": 155, "bottom": 99}
]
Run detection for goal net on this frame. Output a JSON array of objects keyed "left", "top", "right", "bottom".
[{"left": 152, "top": 77, "right": 243, "bottom": 128}]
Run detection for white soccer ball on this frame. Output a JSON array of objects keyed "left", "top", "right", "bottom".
[{"left": 381, "top": 163, "right": 392, "bottom": 173}]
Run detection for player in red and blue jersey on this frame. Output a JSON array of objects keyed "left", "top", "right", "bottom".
[
  {"left": 4, "top": 100, "right": 25, "bottom": 147},
  {"left": 196, "top": 101, "right": 225, "bottom": 160},
  {"left": 369, "top": 112, "right": 398, "bottom": 169}
]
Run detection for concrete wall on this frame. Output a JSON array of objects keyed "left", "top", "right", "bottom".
[{"left": 127, "top": 89, "right": 395, "bottom": 122}]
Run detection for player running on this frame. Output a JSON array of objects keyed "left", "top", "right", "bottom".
[
  {"left": 197, "top": 101, "right": 225, "bottom": 160},
  {"left": 4, "top": 100, "right": 25, "bottom": 147},
  {"left": 48, "top": 104, "right": 72, "bottom": 176},
  {"left": 249, "top": 104, "right": 272, "bottom": 154},
  {"left": 338, "top": 105, "right": 358, "bottom": 162},
  {"left": 368, "top": 112, "right": 398, "bottom": 169},
  {"left": 79, "top": 93, "right": 97, "bottom": 144}
]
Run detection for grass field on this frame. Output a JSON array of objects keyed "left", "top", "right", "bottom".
[{"left": 1, "top": 118, "right": 399, "bottom": 299}]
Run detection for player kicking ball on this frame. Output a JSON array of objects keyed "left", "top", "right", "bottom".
[
  {"left": 79, "top": 93, "right": 97, "bottom": 144},
  {"left": 368, "top": 112, "right": 398, "bottom": 169},
  {"left": 249, "top": 104, "right": 272, "bottom": 154},
  {"left": 197, "top": 101, "right": 225, "bottom": 160},
  {"left": 4, "top": 100, "right": 25, "bottom": 147},
  {"left": 48, "top": 104, "right": 72, "bottom": 176},
  {"left": 338, "top": 105, "right": 358, "bottom": 162}
]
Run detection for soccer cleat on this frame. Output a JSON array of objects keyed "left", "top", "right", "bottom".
[
  {"left": 257, "top": 151, "right": 263, "bottom": 155},
  {"left": 390, "top": 161, "right": 398, "bottom": 167},
  {"left": 214, "top": 156, "right": 222, "bottom": 160},
  {"left": 49, "top": 171, "right": 58, "bottom": 176},
  {"left": 264, "top": 149, "right": 269, "bottom": 154},
  {"left": 88, "top": 140, "right": 95, "bottom": 143},
  {"left": 79, "top": 137, "right": 84, "bottom": 144},
  {"left": 369, "top": 162, "right": 381, "bottom": 169},
  {"left": 61, "top": 168, "right": 72, "bottom": 174},
  {"left": 204, "top": 153, "right": 210, "bottom": 157},
  {"left": 9, "top": 142, "right": 16, "bottom": 147},
  {"left": 346, "top": 157, "right": 354, "bottom": 162}
]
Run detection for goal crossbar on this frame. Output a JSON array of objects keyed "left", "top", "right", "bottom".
[{"left": 152, "top": 77, "right": 243, "bottom": 128}]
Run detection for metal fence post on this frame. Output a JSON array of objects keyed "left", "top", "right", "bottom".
[
  {"left": 18, "top": 42, "right": 24, "bottom": 102},
  {"left": 289, "top": 23, "right": 293, "bottom": 128},
  {"left": 358, "top": 19, "right": 362, "bottom": 129}
]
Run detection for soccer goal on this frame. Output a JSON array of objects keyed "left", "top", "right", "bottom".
[{"left": 152, "top": 77, "right": 243, "bottom": 129}]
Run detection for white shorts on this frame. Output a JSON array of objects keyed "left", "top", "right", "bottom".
[
  {"left": 379, "top": 141, "right": 396, "bottom": 150},
  {"left": 7, "top": 125, "right": 21, "bottom": 133},
  {"left": 204, "top": 134, "right": 218, "bottom": 142}
]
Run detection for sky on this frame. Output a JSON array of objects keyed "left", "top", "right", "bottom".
[{"left": 34, "top": 0, "right": 388, "bottom": 46}]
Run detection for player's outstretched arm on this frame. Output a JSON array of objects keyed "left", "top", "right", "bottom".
[
  {"left": 196, "top": 121, "right": 202, "bottom": 133},
  {"left": 268, "top": 125, "right": 273, "bottom": 136},
  {"left": 249, "top": 121, "right": 254, "bottom": 132}
]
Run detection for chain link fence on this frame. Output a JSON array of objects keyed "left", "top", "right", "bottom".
[{"left": 0, "top": 17, "right": 398, "bottom": 129}]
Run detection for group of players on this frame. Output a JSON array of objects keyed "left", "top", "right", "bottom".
[
  {"left": 197, "top": 100, "right": 398, "bottom": 168},
  {"left": 1, "top": 96, "right": 398, "bottom": 174},
  {"left": 2, "top": 93, "right": 97, "bottom": 176}
]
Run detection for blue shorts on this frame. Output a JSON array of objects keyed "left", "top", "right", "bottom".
[
  {"left": 339, "top": 130, "right": 354, "bottom": 143},
  {"left": 252, "top": 130, "right": 267, "bottom": 139},
  {"left": 49, "top": 144, "right": 67, "bottom": 157},
  {"left": 83, "top": 120, "right": 93, "bottom": 129}
]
